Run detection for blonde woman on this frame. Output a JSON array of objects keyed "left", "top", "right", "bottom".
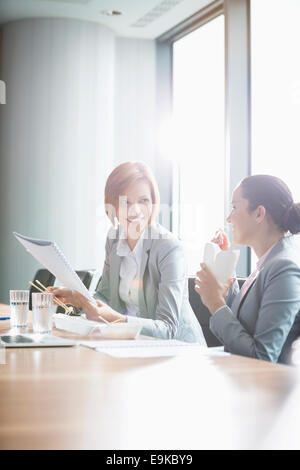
[{"left": 51, "top": 161, "right": 206, "bottom": 343}]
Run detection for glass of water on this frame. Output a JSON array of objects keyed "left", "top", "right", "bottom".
[
  {"left": 32, "top": 292, "right": 53, "bottom": 334},
  {"left": 10, "top": 290, "right": 29, "bottom": 328}
]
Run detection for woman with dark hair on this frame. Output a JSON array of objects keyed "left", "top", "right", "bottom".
[{"left": 195, "top": 175, "right": 300, "bottom": 363}]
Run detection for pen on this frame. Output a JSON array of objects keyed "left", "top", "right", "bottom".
[{"left": 0, "top": 316, "right": 10, "bottom": 320}]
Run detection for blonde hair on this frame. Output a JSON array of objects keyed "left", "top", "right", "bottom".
[{"left": 105, "top": 161, "right": 160, "bottom": 225}]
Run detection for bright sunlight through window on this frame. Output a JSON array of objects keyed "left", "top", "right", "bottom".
[
  {"left": 251, "top": 0, "right": 300, "bottom": 265},
  {"left": 172, "top": 15, "right": 225, "bottom": 275},
  {"left": 251, "top": 0, "right": 300, "bottom": 202}
]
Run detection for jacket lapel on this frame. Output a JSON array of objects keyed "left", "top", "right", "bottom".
[
  {"left": 235, "top": 240, "right": 288, "bottom": 318},
  {"left": 109, "top": 232, "right": 126, "bottom": 313},
  {"left": 138, "top": 227, "right": 154, "bottom": 318},
  {"left": 236, "top": 270, "right": 262, "bottom": 319},
  {"left": 109, "top": 224, "right": 160, "bottom": 316}
]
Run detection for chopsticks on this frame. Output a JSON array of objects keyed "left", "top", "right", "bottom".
[
  {"left": 29, "top": 280, "right": 73, "bottom": 314},
  {"left": 33, "top": 280, "right": 111, "bottom": 324},
  {"left": 29, "top": 280, "right": 123, "bottom": 324}
]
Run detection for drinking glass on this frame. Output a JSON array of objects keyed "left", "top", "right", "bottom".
[
  {"left": 10, "top": 290, "right": 29, "bottom": 328},
  {"left": 32, "top": 292, "right": 53, "bottom": 334}
]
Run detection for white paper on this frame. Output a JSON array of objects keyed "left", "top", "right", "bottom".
[
  {"left": 96, "top": 348, "right": 189, "bottom": 358},
  {"left": 79, "top": 339, "right": 225, "bottom": 358},
  {"left": 13, "top": 232, "right": 94, "bottom": 302}
]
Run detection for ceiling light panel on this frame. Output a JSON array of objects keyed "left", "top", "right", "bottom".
[{"left": 131, "top": 0, "right": 184, "bottom": 28}]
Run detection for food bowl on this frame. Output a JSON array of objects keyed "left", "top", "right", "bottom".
[
  {"left": 53, "top": 314, "right": 99, "bottom": 335},
  {"left": 99, "top": 322, "right": 141, "bottom": 340},
  {"left": 53, "top": 313, "right": 141, "bottom": 339}
]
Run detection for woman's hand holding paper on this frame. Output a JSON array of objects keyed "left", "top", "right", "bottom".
[
  {"left": 49, "top": 287, "right": 126, "bottom": 323},
  {"left": 48, "top": 287, "right": 83, "bottom": 309}
]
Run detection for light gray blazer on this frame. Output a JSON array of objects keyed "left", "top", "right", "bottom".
[
  {"left": 95, "top": 223, "right": 206, "bottom": 344},
  {"left": 210, "top": 236, "right": 300, "bottom": 363}
]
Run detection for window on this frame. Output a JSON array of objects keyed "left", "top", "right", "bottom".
[
  {"left": 251, "top": 0, "right": 300, "bottom": 265},
  {"left": 251, "top": 0, "right": 300, "bottom": 202},
  {"left": 171, "top": 15, "right": 225, "bottom": 274}
]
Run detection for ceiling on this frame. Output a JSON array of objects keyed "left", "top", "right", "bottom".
[{"left": 0, "top": 0, "right": 213, "bottom": 39}]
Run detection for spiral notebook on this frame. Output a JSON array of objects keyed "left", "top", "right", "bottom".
[{"left": 13, "top": 231, "right": 94, "bottom": 302}]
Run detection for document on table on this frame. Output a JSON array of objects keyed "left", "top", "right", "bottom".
[
  {"left": 13, "top": 231, "right": 94, "bottom": 302},
  {"left": 79, "top": 339, "right": 230, "bottom": 358}
]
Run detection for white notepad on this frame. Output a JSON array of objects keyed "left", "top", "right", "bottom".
[{"left": 13, "top": 231, "right": 94, "bottom": 302}]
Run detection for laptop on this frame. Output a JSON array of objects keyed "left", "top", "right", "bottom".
[{"left": 0, "top": 333, "right": 76, "bottom": 348}]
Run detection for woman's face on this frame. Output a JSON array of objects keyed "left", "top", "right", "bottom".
[
  {"left": 226, "top": 185, "right": 258, "bottom": 246},
  {"left": 117, "top": 179, "right": 153, "bottom": 239}
]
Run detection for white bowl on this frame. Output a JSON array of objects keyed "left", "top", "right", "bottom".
[
  {"left": 53, "top": 314, "right": 99, "bottom": 335},
  {"left": 53, "top": 314, "right": 141, "bottom": 339},
  {"left": 100, "top": 322, "right": 141, "bottom": 340}
]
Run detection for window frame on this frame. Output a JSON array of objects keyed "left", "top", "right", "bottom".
[{"left": 156, "top": 0, "right": 251, "bottom": 277}]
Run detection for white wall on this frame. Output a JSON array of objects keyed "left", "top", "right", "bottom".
[
  {"left": 113, "top": 37, "right": 172, "bottom": 227},
  {"left": 0, "top": 18, "right": 115, "bottom": 302},
  {"left": 113, "top": 37, "right": 157, "bottom": 168},
  {"left": 0, "top": 18, "right": 161, "bottom": 303}
]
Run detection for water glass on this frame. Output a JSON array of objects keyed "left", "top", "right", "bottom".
[
  {"left": 32, "top": 292, "right": 53, "bottom": 334},
  {"left": 10, "top": 290, "right": 29, "bottom": 328}
]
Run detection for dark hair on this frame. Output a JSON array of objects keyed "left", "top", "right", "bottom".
[{"left": 240, "top": 175, "right": 300, "bottom": 234}]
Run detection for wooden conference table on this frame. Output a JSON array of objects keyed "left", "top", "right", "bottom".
[{"left": 0, "top": 303, "right": 300, "bottom": 450}]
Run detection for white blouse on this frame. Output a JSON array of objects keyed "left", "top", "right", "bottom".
[{"left": 117, "top": 230, "right": 144, "bottom": 317}]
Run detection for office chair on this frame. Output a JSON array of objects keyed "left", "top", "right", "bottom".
[
  {"left": 94, "top": 274, "right": 102, "bottom": 293},
  {"left": 56, "top": 269, "right": 95, "bottom": 313},
  {"left": 188, "top": 277, "right": 246, "bottom": 347},
  {"left": 188, "top": 277, "right": 222, "bottom": 347}
]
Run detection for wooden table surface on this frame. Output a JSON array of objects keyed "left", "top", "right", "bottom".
[{"left": 1, "top": 304, "right": 300, "bottom": 450}]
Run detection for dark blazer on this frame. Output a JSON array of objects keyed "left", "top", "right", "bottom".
[
  {"left": 210, "top": 236, "right": 300, "bottom": 363},
  {"left": 95, "top": 223, "right": 206, "bottom": 344}
]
